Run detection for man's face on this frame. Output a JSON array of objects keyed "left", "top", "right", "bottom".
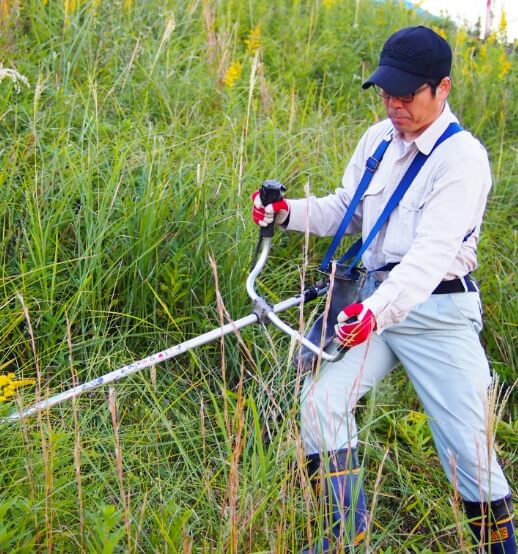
[{"left": 382, "top": 77, "right": 451, "bottom": 141}]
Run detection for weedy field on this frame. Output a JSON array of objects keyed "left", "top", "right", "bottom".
[{"left": 0, "top": 0, "right": 516, "bottom": 552}]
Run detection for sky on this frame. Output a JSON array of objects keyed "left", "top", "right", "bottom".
[{"left": 413, "top": 0, "right": 518, "bottom": 41}]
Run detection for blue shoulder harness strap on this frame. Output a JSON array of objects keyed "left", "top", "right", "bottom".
[
  {"left": 319, "top": 134, "right": 393, "bottom": 271},
  {"left": 319, "top": 122, "right": 463, "bottom": 274}
]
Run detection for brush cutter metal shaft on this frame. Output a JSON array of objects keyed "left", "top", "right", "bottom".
[
  {"left": 5, "top": 314, "right": 255, "bottom": 422},
  {"left": 4, "top": 236, "right": 335, "bottom": 423}
]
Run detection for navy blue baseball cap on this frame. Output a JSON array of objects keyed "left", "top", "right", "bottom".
[{"left": 362, "top": 26, "right": 452, "bottom": 96}]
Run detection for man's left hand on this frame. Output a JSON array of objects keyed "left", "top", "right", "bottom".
[{"left": 335, "top": 303, "right": 376, "bottom": 347}]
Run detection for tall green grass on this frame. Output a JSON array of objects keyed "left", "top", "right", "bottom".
[{"left": 0, "top": 0, "right": 516, "bottom": 552}]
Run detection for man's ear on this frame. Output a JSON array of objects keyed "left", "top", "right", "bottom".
[{"left": 438, "top": 77, "right": 451, "bottom": 100}]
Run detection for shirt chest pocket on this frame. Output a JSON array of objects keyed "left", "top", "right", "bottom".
[
  {"left": 385, "top": 179, "right": 433, "bottom": 257},
  {"left": 362, "top": 174, "right": 433, "bottom": 258},
  {"left": 398, "top": 176, "right": 433, "bottom": 212},
  {"left": 361, "top": 174, "right": 432, "bottom": 222},
  {"left": 361, "top": 177, "right": 387, "bottom": 224}
]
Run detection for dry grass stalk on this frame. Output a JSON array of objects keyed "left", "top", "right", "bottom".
[
  {"left": 135, "top": 490, "right": 148, "bottom": 552},
  {"left": 295, "top": 432, "right": 317, "bottom": 550},
  {"left": 106, "top": 35, "right": 141, "bottom": 99},
  {"left": 202, "top": 0, "right": 217, "bottom": 71},
  {"left": 66, "top": 312, "right": 85, "bottom": 551},
  {"left": 293, "top": 182, "right": 312, "bottom": 396},
  {"left": 151, "top": 13, "right": 176, "bottom": 72},
  {"left": 209, "top": 250, "right": 278, "bottom": 546},
  {"left": 16, "top": 391, "right": 38, "bottom": 546},
  {"left": 108, "top": 386, "right": 132, "bottom": 552},
  {"left": 208, "top": 251, "right": 281, "bottom": 436},
  {"left": 200, "top": 396, "right": 206, "bottom": 456},
  {"left": 150, "top": 364, "right": 157, "bottom": 390},
  {"left": 238, "top": 51, "right": 260, "bottom": 198},
  {"left": 19, "top": 293, "right": 54, "bottom": 552},
  {"left": 182, "top": 528, "right": 193, "bottom": 553},
  {"left": 365, "top": 444, "right": 389, "bottom": 551},
  {"left": 485, "top": 374, "right": 514, "bottom": 463},
  {"left": 257, "top": 59, "right": 272, "bottom": 115},
  {"left": 449, "top": 455, "right": 469, "bottom": 552},
  {"left": 225, "top": 363, "right": 246, "bottom": 553},
  {"left": 208, "top": 253, "right": 230, "bottom": 438}
]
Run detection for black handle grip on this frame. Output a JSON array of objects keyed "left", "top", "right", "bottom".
[
  {"left": 260, "top": 180, "right": 286, "bottom": 206},
  {"left": 259, "top": 180, "right": 286, "bottom": 238}
]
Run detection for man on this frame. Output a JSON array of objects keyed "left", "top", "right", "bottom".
[{"left": 252, "top": 26, "right": 515, "bottom": 553}]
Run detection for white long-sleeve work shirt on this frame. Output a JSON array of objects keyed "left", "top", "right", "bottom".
[{"left": 285, "top": 103, "right": 492, "bottom": 331}]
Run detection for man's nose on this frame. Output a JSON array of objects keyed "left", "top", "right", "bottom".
[{"left": 387, "top": 96, "right": 405, "bottom": 108}]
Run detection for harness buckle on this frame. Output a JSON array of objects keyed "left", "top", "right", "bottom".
[{"left": 366, "top": 156, "right": 380, "bottom": 172}]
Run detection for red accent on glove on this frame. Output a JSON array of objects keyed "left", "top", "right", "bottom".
[
  {"left": 252, "top": 191, "right": 264, "bottom": 225},
  {"left": 335, "top": 303, "right": 376, "bottom": 348}
]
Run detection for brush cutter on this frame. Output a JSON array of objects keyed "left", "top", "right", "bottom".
[{"left": 4, "top": 181, "right": 342, "bottom": 423}]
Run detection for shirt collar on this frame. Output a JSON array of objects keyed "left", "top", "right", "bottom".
[{"left": 392, "top": 103, "right": 460, "bottom": 155}]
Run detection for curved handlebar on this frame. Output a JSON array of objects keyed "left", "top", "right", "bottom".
[{"left": 246, "top": 236, "right": 341, "bottom": 362}]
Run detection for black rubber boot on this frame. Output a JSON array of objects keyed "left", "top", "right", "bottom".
[
  {"left": 463, "top": 495, "right": 516, "bottom": 553},
  {"left": 301, "top": 448, "right": 369, "bottom": 553}
]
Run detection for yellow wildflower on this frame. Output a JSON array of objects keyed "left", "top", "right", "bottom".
[
  {"left": 406, "top": 410, "right": 427, "bottom": 423},
  {"left": 498, "top": 9, "right": 508, "bottom": 35},
  {"left": 64, "top": 0, "right": 80, "bottom": 14},
  {"left": 478, "top": 43, "right": 488, "bottom": 63},
  {"left": 0, "top": 372, "right": 35, "bottom": 403},
  {"left": 323, "top": 0, "right": 338, "bottom": 7},
  {"left": 456, "top": 28, "right": 468, "bottom": 47},
  {"left": 222, "top": 61, "right": 242, "bottom": 88},
  {"left": 0, "top": 0, "right": 9, "bottom": 18},
  {"left": 432, "top": 25, "right": 447, "bottom": 40},
  {"left": 497, "top": 51, "right": 512, "bottom": 79},
  {"left": 244, "top": 25, "right": 261, "bottom": 55}
]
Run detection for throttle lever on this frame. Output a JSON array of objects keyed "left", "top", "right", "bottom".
[{"left": 259, "top": 179, "right": 286, "bottom": 238}]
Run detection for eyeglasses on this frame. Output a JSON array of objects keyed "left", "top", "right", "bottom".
[{"left": 373, "top": 83, "right": 430, "bottom": 103}]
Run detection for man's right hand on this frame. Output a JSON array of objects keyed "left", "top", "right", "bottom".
[
  {"left": 251, "top": 190, "right": 290, "bottom": 227},
  {"left": 335, "top": 303, "right": 376, "bottom": 348}
]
